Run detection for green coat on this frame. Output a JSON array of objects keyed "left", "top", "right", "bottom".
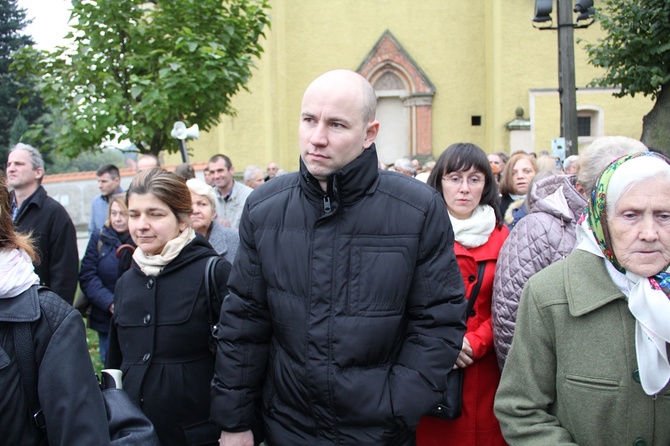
[{"left": 494, "top": 249, "right": 670, "bottom": 446}]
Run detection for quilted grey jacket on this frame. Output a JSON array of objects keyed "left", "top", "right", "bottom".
[{"left": 492, "top": 174, "right": 587, "bottom": 369}]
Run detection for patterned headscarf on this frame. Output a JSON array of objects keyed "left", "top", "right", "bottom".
[
  {"left": 587, "top": 151, "right": 670, "bottom": 293},
  {"left": 579, "top": 151, "right": 670, "bottom": 396}
]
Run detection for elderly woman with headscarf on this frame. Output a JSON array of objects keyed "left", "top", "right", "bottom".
[
  {"left": 186, "top": 178, "right": 239, "bottom": 264},
  {"left": 494, "top": 152, "right": 670, "bottom": 445},
  {"left": 492, "top": 136, "right": 647, "bottom": 369}
]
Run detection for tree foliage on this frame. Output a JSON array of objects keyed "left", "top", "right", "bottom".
[
  {"left": 0, "top": 0, "right": 44, "bottom": 168},
  {"left": 583, "top": 0, "right": 670, "bottom": 99},
  {"left": 582, "top": 0, "right": 670, "bottom": 153},
  {"left": 12, "top": 0, "right": 270, "bottom": 157}
]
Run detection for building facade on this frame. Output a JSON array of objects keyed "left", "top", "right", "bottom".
[{"left": 166, "top": 0, "right": 653, "bottom": 170}]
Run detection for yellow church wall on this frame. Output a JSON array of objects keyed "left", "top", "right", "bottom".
[
  {"left": 167, "top": 0, "right": 654, "bottom": 171},
  {"left": 491, "top": 0, "right": 652, "bottom": 154}
]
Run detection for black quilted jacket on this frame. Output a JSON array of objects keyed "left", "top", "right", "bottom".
[{"left": 211, "top": 146, "right": 467, "bottom": 446}]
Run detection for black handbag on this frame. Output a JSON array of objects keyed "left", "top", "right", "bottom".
[
  {"left": 100, "top": 370, "right": 161, "bottom": 445},
  {"left": 428, "top": 261, "right": 486, "bottom": 420}
]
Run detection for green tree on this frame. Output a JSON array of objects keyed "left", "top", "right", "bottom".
[
  {"left": 583, "top": 0, "right": 670, "bottom": 154},
  {"left": 12, "top": 0, "right": 270, "bottom": 158},
  {"left": 0, "top": 0, "right": 44, "bottom": 168}
]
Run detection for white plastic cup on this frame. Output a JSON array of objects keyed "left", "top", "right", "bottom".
[{"left": 101, "top": 369, "right": 123, "bottom": 389}]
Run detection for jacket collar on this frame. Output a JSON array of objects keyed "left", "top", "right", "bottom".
[
  {"left": 101, "top": 186, "right": 124, "bottom": 203},
  {"left": 0, "top": 285, "right": 40, "bottom": 322},
  {"left": 12, "top": 186, "right": 48, "bottom": 222},
  {"left": 299, "top": 145, "right": 380, "bottom": 212},
  {"left": 566, "top": 250, "right": 627, "bottom": 316},
  {"left": 100, "top": 225, "right": 133, "bottom": 245}
]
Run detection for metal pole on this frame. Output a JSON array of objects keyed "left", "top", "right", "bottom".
[
  {"left": 179, "top": 140, "right": 189, "bottom": 163},
  {"left": 557, "top": 0, "right": 578, "bottom": 156}
]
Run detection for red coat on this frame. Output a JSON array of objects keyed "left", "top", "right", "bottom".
[{"left": 417, "top": 225, "right": 508, "bottom": 446}]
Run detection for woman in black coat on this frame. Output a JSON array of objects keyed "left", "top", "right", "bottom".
[{"left": 107, "top": 168, "right": 231, "bottom": 446}]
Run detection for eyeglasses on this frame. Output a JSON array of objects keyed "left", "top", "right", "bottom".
[
  {"left": 442, "top": 175, "right": 485, "bottom": 186},
  {"left": 111, "top": 211, "right": 128, "bottom": 218}
]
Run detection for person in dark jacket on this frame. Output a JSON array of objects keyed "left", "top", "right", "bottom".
[
  {"left": 79, "top": 193, "right": 135, "bottom": 365},
  {"left": 6, "top": 143, "right": 79, "bottom": 304},
  {"left": 211, "top": 69, "right": 467, "bottom": 446},
  {"left": 107, "top": 168, "right": 231, "bottom": 446},
  {"left": 0, "top": 173, "right": 110, "bottom": 445}
]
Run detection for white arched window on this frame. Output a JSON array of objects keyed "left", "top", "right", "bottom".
[{"left": 358, "top": 31, "right": 435, "bottom": 164}]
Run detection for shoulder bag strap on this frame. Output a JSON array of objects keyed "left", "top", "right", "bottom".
[
  {"left": 13, "top": 322, "right": 46, "bottom": 429},
  {"left": 204, "top": 256, "right": 220, "bottom": 326},
  {"left": 464, "top": 261, "right": 487, "bottom": 320}
]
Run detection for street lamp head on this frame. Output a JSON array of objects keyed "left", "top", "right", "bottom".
[
  {"left": 533, "top": 0, "right": 553, "bottom": 23},
  {"left": 574, "top": 0, "right": 595, "bottom": 21}
]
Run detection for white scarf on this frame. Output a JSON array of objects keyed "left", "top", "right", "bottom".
[
  {"left": 576, "top": 220, "right": 670, "bottom": 395},
  {"left": 448, "top": 205, "right": 496, "bottom": 248},
  {"left": 0, "top": 249, "right": 40, "bottom": 298},
  {"left": 132, "top": 227, "right": 196, "bottom": 276}
]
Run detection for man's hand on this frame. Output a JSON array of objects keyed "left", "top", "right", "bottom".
[
  {"left": 219, "top": 430, "right": 254, "bottom": 446},
  {"left": 453, "top": 336, "right": 474, "bottom": 369}
]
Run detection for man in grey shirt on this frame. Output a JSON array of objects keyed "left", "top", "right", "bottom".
[{"left": 207, "top": 154, "right": 252, "bottom": 229}]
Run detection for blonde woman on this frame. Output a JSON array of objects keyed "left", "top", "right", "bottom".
[{"left": 79, "top": 193, "right": 135, "bottom": 364}]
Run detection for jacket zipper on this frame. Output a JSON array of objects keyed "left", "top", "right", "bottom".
[{"left": 323, "top": 195, "right": 332, "bottom": 213}]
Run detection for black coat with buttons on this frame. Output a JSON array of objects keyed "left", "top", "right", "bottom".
[{"left": 107, "top": 234, "right": 231, "bottom": 446}]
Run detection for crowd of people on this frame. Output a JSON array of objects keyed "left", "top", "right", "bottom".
[{"left": 1, "top": 69, "right": 668, "bottom": 446}]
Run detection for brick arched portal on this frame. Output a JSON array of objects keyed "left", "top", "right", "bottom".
[{"left": 358, "top": 30, "right": 435, "bottom": 162}]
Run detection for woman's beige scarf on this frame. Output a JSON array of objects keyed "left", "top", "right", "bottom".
[{"left": 132, "top": 227, "right": 196, "bottom": 276}]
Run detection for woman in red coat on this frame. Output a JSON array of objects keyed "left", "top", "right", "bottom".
[{"left": 417, "top": 143, "right": 508, "bottom": 446}]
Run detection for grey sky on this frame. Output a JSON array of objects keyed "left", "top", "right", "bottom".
[{"left": 18, "top": 0, "right": 71, "bottom": 50}]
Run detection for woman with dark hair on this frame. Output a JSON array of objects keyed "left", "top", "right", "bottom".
[
  {"left": 0, "top": 173, "right": 109, "bottom": 444},
  {"left": 79, "top": 192, "right": 135, "bottom": 364},
  {"left": 417, "top": 143, "right": 508, "bottom": 446},
  {"left": 107, "top": 168, "right": 231, "bottom": 446}
]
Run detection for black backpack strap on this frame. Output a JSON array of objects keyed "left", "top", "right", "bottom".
[
  {"left": 13, "top": 322, "right": 46, "bottom": 429},
  {"left": 464, "top": 262, "right": 486, "bottom": 320}
]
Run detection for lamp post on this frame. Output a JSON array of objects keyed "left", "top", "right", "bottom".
[
  {"left": 533, "top": 0, "right": 594, "bottom": 157},
  {"left": 558, "top": 0, "right": 578, "bottom": 157}
]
